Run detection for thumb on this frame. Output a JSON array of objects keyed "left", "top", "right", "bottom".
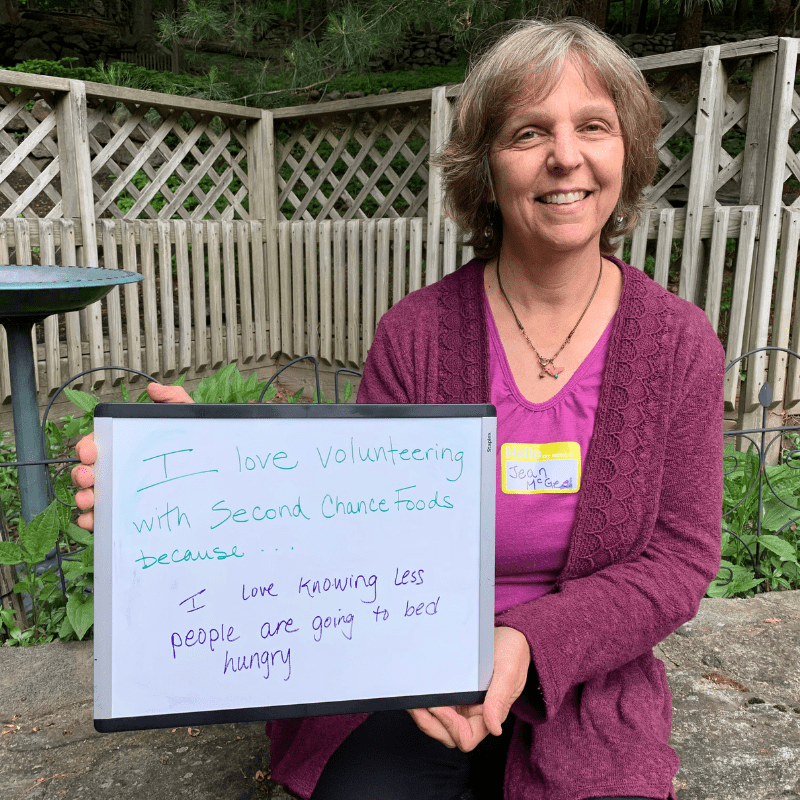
[
  {"left": 482, "top": 627, "right": 531, "bottom": 736},
  {"left": 482, "top": 678, "right": 515, "bottom": 736}
]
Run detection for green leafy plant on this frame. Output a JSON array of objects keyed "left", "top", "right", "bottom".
[
  {"left": 0, "top": 500, "right": 94, "bottom": 644},
  {"left": 0, "top": 381, "right": 130, "bottom": 645},
  {"left": 707, "top": 442, "right": 800, "bottom": 597},
  {"left": 189, "top": 363, "right": 278, "bottom": 402}
]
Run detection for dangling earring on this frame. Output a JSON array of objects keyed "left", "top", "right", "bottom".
[{"left": 485, "top": 200, "right": 497, "bottom": 241}]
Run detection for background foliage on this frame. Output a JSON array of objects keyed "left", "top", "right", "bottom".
[{"left": 2, "top": 0, "right": 785, "bottom": 109}]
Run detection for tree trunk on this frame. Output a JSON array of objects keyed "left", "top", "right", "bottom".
[
  {"left": 637, "top": 0, "right": 650, "bottom": 32},
  {"left": 164, "top": 0, "right": 185, "bottom": 72},
  {"left": 769, "top": 0, "right": 792, "bottom": 33},
  {"left": 296, "top": 0, "right": 305, "bottom": 38},
  {"left": 674, "top": 0, "right": 704, "bottom": 51},
  {"left": 572, "top": 0, "right": 609, "bottom": 30},
  {"left": 0, "top": 0, "right": 19, "bottom": 25},
  {"left": 130, "top": 0, "right": 156, "bottom": 49},
  {"left": 733, "top": 0, "right": 746, "bottom": 29},
  {"left": 308, "top": 0, "right": 327, "bottom": 39}
]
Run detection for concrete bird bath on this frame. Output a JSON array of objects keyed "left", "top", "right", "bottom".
[{"left": 0, "top": 265, "right": 143, "bottom": 523}]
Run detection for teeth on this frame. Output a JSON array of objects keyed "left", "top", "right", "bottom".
[{"left": 541, "top": 191, "right": 587, "bottom": 204}]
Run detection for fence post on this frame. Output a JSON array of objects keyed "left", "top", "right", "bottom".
[
  {"left": 768, "top": 207, "right": 800, "bottom": 408},
  {"left": 730, "top": 47, "right": 777, "bottom": 417},
  {"left": 742, "top": 37, "right": 798, "bottom": 414},
  {"left": 0, "top": 560, "right": 27, "bottom": 632},
  {"left": 679, "top": 46, "right": 724, "bottom": 306},
  {"left": 55, "top": 79, "right": 102, "bottom": 386},
  {"left": 426, "top": 86, "right": 452, "bottom": 287},
  {"left": 739, "top": 48, "right": 778, "bottom": 208},
  {"left": 248, "top": 109, "right": 281, "bottom": 359}
]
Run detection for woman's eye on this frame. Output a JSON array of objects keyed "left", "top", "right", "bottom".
[
  {"left": 583, "top": 121, "right": 614, "bottom": 133},
  {"left": 516, "top": 129, "right": 540, "bottom": 141}
]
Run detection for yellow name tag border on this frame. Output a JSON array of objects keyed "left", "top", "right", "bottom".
[{"left": 501, "top": 441, "right": 581, "bottom": 495}]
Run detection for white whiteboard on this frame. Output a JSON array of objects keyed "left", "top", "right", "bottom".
[{"left": 93, "top": 403, "right": 496, "bottom": 732}]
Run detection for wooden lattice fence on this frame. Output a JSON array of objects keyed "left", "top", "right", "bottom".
[
  {"left": 0, "top": 37, "right": 799, "bottom": 424},
  {"left": 273, "top": 92, "right": 433, "bottom": 222}
]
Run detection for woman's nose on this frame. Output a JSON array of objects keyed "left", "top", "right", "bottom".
[{"left": 547, "top": 130, "right": 583, "bottom": 172}]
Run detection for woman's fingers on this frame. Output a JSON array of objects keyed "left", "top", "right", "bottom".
[
  {"left": 74, "top": 432, "right": 97, "bottom": 465},
  {"left": 407, "top": 707, "right": 458, "bottom": 748},
  {"left": 72, "top": 432, "right": 97, "bottom": 531},
  {"left": 73, "top": 466, "right": 95, "bottom": 532},
  {"left": 147, "top": 383, "right": 193, "bottom": 404},
  {"left": 430, "top": 705, "right": 488, "bottom": 752}
]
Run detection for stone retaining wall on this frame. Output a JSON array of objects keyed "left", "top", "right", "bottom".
[
  {"left": 612, "top": 27, "right": 767, "bottom": 57},
  {"left": 0, "top": 15, "right": 122, "bottom": 68}
]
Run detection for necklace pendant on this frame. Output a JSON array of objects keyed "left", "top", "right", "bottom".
[
  {"left": 497, "top": 254, "right": 602, "bottom": 386},
  {"left": 539, "top": 363, "right": 563, "bottom": 379}
]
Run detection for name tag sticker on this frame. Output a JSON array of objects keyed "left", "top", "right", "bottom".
[{"left": 501, "top": 442, "right": 581, "bottom": 494}]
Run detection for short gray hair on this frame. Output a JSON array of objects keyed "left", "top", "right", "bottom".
[{"left": 436, "top": 18, "right": 662, "bottom": 258}]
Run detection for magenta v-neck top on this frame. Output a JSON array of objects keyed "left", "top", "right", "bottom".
[{"left": 486, "top": 291, "right": 614, "bottom": 614}]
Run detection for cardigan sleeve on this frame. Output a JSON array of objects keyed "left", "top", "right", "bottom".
[
  {"left": 356, "top": 288, "right": 441, "bottom": 405},
  {"left": 357, "top": 315, "right": 415, "bottom": 404},
  {"left": 496, "top": 308, "right": 725, "bottom": 724}
]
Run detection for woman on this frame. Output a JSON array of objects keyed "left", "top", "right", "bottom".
[
  {"left": 73, "top": 19, "right": 724, "bottom": 800},
  {"left": 264, "top": 19, "right": 723, "bottom": 800}
]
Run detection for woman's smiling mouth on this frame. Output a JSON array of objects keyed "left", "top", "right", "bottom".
[{"left": 538, "top": 191, "right": 590, "bottom": 205}]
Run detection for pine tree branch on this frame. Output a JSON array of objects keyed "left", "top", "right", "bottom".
[{"left": 229, "top": 76, "right": 334, "bottom": 102}]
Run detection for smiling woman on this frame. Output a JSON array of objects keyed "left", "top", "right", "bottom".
[
  {"left": 262, "top": 19, "right": 724, "bottom": 800},
  {"left": 488, "top": 63, "right": 625, "bottom": 260},
  {"left": 70, "top": 17, "right": 725, "bottom": 800},
  {"left": 442, "top": 20, "right": 661, "bottom": 260}
]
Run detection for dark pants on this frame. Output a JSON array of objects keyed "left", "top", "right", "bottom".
[{"left": 311, "top": 710, "right": 663, "bottom": 800}]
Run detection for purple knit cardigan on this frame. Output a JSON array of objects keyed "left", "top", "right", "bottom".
[{"left": 266, "top": 258, "right": 724, "bottom": 800}]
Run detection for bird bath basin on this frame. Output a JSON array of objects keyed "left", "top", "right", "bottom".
[{"left": 0, "top": 265, "right": 142, "bottom": 323}]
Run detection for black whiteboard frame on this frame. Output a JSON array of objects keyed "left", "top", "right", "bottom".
[{"left": 93, "top": 402, "right": 496, "bottom": 733}]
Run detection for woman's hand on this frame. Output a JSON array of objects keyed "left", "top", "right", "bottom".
[
  {"left": 71, "top": 383, "right": 193, "bottom": 531},
  {"left": 408, "top": 626, "right": 531, "bottom": 751}
]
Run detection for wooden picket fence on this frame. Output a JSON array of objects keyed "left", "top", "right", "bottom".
[{"left": 0, "top": 36, "right": 799, "bottom": 421}]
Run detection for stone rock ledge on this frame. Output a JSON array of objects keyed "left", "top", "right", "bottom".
[
  {"left": 1, "top": 591, "right": 798, "bottom": 799},
  {"left": 657, "top": 591, "right": 800, "bottom": 799}
]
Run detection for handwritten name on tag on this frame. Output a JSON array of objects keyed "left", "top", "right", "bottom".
[{"left": 501, "top": 442, "right": 581, "bottom": 494}]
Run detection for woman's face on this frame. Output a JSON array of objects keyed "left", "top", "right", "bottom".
[{"left": 488, "top": 58, "right": 625, "bottom": 259}]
